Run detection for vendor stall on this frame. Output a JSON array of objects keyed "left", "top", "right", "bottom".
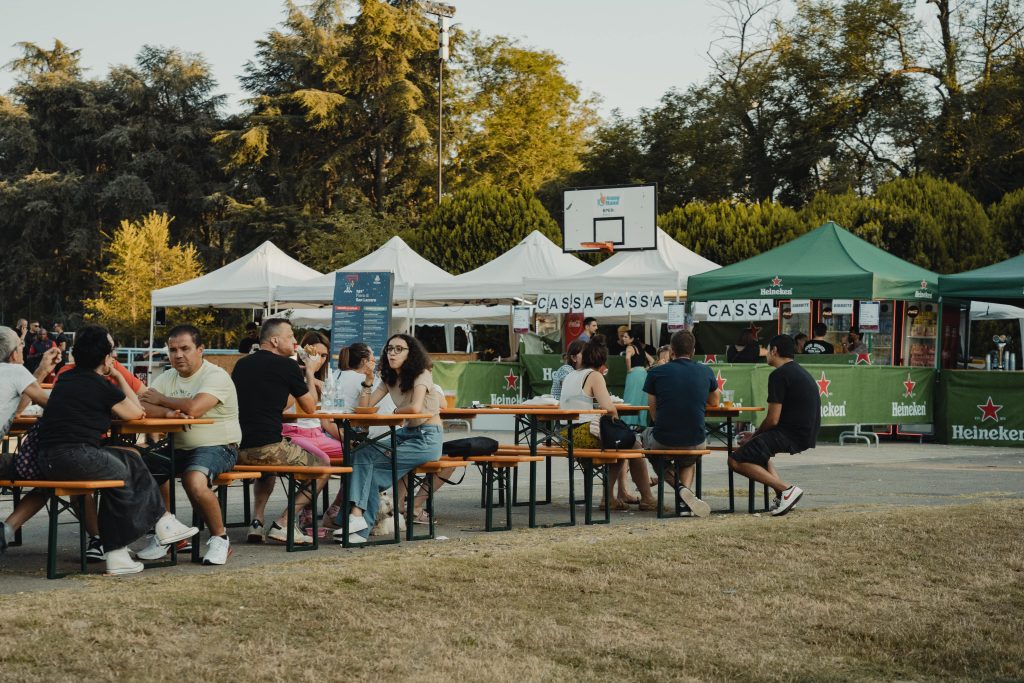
[{"left": 687, "top": 222, "right": 947, "bottom": 368}]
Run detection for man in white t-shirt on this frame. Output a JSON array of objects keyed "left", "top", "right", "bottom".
[
  {"left": 0, "top": 325, "right": 60, "bottom": 552},
  {"left": 138, "top": 324, "right": 241, "bottom": 566}
]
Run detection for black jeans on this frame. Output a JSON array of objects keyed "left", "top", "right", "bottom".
[{"left": 39, "top": 444, "right": 164, "bottom": 550}]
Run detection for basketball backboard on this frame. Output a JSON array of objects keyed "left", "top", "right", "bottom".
[{"left": 562, "top": 183, "right": 658, "bottom": 253}]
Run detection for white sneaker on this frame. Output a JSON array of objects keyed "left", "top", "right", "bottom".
[
  {"left": 266, "top": 522, "right": 312, "bottom": 545},
  {"left": 347, "top": 515, "right": 368, "bottom": 534},
  {"left": 771, "top": 486, "right": 803, "bottom": 516},
  {"left": 154, "top": 514, "right": 199, "bottom": 545},
  {"left": 345, "top": 534, "right": 367, "bottom": 545},
  {"left": 397, "top": 513, "right": 406, "bottom": 533},
  {"left": 135, "top": 534, "right": 169, "bottom": 561},
  {"left": 203, "top": 536, "right": 232, "bottom": 565},
  {"left": 105, "top": 546, "right": 144, "bottom": 576},
  {"left": 677, "top": 486, "right": 711, "bottom": 518}
]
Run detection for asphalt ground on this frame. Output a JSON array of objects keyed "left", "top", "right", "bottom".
[{"left": 2, "top": 433, "right": 1023, "bottom": 593}]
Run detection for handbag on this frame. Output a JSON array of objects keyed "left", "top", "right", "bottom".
[
  {"left": 14, "top": 422, "right": 42, "bottom": 480},
  {"left": 440, "top": 437, "right": 500, "bottom": 485},
  {"left": 597, "top": 414, "right": 636, "bottom": 450}
]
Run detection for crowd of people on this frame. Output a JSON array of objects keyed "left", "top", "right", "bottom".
[
  {"left": 1, "top": 314, "right": 822, "bottom": 577},
  {"left": 0, "top": 317, "right": 445, "bottom": 574}
]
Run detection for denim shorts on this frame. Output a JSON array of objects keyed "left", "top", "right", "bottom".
[
  {"left": 640, "top": 428, "right": 705, "bottom": 467},
  {"left": 144, "top": 443, "right": 238, "bottom": 484}
]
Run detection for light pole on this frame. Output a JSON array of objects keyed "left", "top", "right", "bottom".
[{"left": 419, "top": 1, "right": 455, "bottom": 204}]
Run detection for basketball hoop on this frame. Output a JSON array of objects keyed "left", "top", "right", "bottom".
[{"left": 580, "top": 241, "right": 615, "bottom": 254}]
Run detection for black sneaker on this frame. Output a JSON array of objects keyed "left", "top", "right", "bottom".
[
  {"left": 85, "top": 536, "right": 105, "bottom": 563},
  {"left": 0, "top": 523, "right": 8, "bottom": 554},
  {"left": 247, "top": 519, "right": 265, "bottom": 544}
]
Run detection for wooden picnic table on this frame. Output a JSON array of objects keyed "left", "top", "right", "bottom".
[{"left": 288, "top": 410, "right": 431, "bottom": 547}]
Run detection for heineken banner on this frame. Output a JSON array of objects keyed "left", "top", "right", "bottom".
[
  {"left": 939, "top": 371, "right": 1024, "bottom": 447},
  {"left": 431, "top": 362, "right": 524, "bottom": 406},
  {"left": 694, "top": 354, "right": 865, "bottom": 366},
  {"left": 751, "top": 364, "right": 935, "bottom": 426},
  {"left": 520, "top": 355, "right": 626, "bottom": 398}
]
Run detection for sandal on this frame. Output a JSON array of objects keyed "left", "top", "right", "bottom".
[
  {"left": 619, "top": 493, "right": 641, "bottom": 505},
  {"left": 413, "top": 509, "right": 432, "bottom": 525},
  {"left": 638, "top": 497, "right": 658, "bottom": 512},
  {"left": 599, "top": 499, "right": 630, "bottom": 512}
]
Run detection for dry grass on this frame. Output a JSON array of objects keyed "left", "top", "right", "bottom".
[{"left": 2, "top": 501, "right": 1023, "bottom": 682}]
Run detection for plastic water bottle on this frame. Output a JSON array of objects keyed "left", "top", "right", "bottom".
[{"left": 322, "top": 371, "right": 336, "bottom": 411}]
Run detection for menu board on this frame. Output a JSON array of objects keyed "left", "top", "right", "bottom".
[{"left": 330, "top": 271, "right": 394, "bottom": 368}]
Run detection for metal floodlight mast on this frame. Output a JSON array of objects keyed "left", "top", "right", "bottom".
[{"left": 418, "top": 1, "right": 456, "bottom": 204}]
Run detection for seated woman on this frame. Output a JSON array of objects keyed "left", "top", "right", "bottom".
[
  {"left": 338, "top": 334, "right": 442, "bottom": 544},
  {"left": 35, "top": 325, "right": 197, "bottom": 575},
  {"left": 550, "top": 340, "right": 585, "bottom": 400},
  {"left": 727, "top": 330, "right": 761, "bottom": 363},
  {"left": 559, "top": 335, "right": 654, "bottom": 511}
]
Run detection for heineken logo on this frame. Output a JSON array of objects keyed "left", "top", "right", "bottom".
[
  {"left": 504, "top": 370, "right": 520, "bottom": 390},
  {"left": 760, "top": 274, "right": 793, "bottom": 296},
  {"left": 903, "top": 373, "right": 916, "bottom": 398},
  {"left": 855, "top": 353, "right": 871, "bottom": 365},
  {"left": 821, "top": 401, "right": 846, "bottom": 417},
  {"left": 703, "top": 354, "right": 717, "bottom": 365},
  {"left": 715, "top": 370, "right": 727, "bottom": 392},
  {"left": 951, "top": 425, "right": 1023, "bottom": 441},
  {"left": 913, "top": 279, "right": 933, "bottom": 300},
  {"left": 816, "top": 371, "right": 832, "bottom": 397},
  {"left": 542, "top": 367, "right": 554, "bottom": 380},
  {"left": 489, "top": 394, "right": 520, "bottom": 405},
  {"left": 977, "top": 396, "right": 1003, "bottom": 422}
]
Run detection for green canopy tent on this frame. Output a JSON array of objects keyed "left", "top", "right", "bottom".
[
  {"left": 938, "top": 253, "right": 1024, "bottom": 305},
  {"left": 686, "top": 222, "right": 939, "bottom": 302}
]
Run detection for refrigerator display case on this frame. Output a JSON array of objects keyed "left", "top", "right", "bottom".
[
  {"left": 864, "top": 300, "right": 894, "bottom": 365},
  {"left": 903, "top": 303, "right": 938, "bottom": 367}
]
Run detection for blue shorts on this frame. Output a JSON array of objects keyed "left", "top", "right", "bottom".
[{"left": 144, "top": 444, "right": 238, "bottom": 484}]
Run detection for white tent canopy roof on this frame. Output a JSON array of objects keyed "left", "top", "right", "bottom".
[
  {"left": 280, "top": 303, "right": 514, "bottom": 328},
  {"left": 151, "top": 241, "right": 322, "bottom": 308},
  {"left": 969, "top": 301, "right": 1024, "bottom": 321},
  {"left": 522, "top": 228, "right": 719, "bottom": 294},
  {"left": 414, "top": 230, "right": 590, "bottom": 301},
  {"left": 274, "top": 235, "right": 452, "bottom": 304}
]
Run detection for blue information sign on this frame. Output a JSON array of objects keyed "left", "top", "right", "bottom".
[{"left": 330, "top": 271, "right": 394, "bottom": 368}]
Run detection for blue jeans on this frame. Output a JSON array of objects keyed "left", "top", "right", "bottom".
[{"left": 346, "top": 424, "right": 443, "bottom": 537}]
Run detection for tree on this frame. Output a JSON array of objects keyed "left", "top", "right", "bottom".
[
  {"left": 84, "top": 212, "right": 205, "bottom": 344},
  {"left": 406, "top": 186, "right": 560, "bottom": 273},
  {"left": 988, "top": 186, "right": 1024, "bottom": 257},
  {"left": 659, "top": 199, "right": 808, "bottom": 265},
  {"left": 455, "top": 34, "right": 597, "bottom": 192}
]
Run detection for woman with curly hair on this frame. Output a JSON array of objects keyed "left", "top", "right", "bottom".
[{"left": 337, "top": 333, "right": 442, "bottom": 544}]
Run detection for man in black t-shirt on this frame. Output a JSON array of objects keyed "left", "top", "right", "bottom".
[
  {"left": 801, "top": 322, "right": 834, "bottom": 354},
  {"left": 237, "top": 321, "right": 259, "bottom": 353},
  {"left": 729, "top": 334, "right": 819, "bottom": 516},
  {"left": 232, "top": 318, "right": 325, "bottom": 545}
]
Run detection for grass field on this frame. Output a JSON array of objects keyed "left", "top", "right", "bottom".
[{"left": 2, "top": 501, "right": 1022, "bottom": 682}]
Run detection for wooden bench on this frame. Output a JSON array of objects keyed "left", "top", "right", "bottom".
[
  {"left": 180, "top": 470, "right": 262, "bottom": 564},
  {"left": 403, "top": 458, "right": 473, "bottom": 541},
  {"left": 464, "top": 455, "right": 545, "bottom": 532},
  {"left": 0, "top": 479, "right": 124, "bottom": 579},
  {"left": 641, "top": 449, "right": 713, "bottom": 518},
  {"left": 232, "top": 465, "right": 352, "bottom": 552}
]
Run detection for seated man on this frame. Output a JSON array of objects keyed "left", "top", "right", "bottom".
[
  {"left": 641, "top": 330, "right": 717, "bottom": 518},
  {"left": 231, "top": 318, "right": 326, "bottom": 545},
  {"left": 138, "top": 324, "right": 241, "bottom": 565},
  {"left": 729, "top": 334, "right": 819, "bottom": 516},
  {"left": 0, "top": 326, "right": 59, "bottom": 552}
]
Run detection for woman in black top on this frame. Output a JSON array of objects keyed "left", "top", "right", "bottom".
[
  {"left": 36, "top": 325, "right": 197, "bottom": 576},
  {"left": 727, "top": 330, "right": 761, "bottom": 363}
]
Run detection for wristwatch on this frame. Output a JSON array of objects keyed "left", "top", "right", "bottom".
[{"left": 361, "top": 381, "right": 373, "bottom": 388}]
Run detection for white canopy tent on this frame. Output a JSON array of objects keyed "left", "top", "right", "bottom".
[
  {"left": 522, "top": 228, "right": 719, "bottom": 297},
  {"left": 148, "top": 241, "right": 323, "bottom": 354},
  {"left": 273, "top": 235, "right": 453, "bottom": 305},
  {"left": 969, "top": 301, "right": 1024, "bottom": 349},
  {"left": 151, "top": 240, "right": 322, "bottom": 309},
  {"left": 413, "top": 231, "right": 590, "bottom": 302}
]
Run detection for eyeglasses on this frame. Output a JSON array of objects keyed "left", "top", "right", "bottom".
[{"left": 384, "top": 345, "right": 408, "bottom": 355}]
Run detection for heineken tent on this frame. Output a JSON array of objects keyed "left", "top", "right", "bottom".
[
  {"left": 686, "top": 222, "right": 939, "bottom": 302},
  {"left": 273, "top": 235, "right": 453, "bottom": 304},
  {"left": 414, "top": 230, "right": 590, "bottom": 302},
  {"left": 938, "top": 253, "right": 1024, "bottom": 305}
]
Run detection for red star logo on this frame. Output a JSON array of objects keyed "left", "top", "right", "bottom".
[
  {"left": 816, "top": 371, "right": 831, "bottom": 397},
  {"left": 977, "top": 396, "right": 1002, "bottom": 422},
  {"left": 504, "top": 370, "right": 519, "bottom": 390},
  {"left": 703, "top": 354, "right": 717, "bottom": 364},
  {"left": 920, "top": 280, "right": 928, "bottom": 289},
  {"left": 902, "top": 373, "right": 916, "bottom": 398},
  {"left": 855, "top": 353, "right": 871, "bottom": 365},
  {"left": 747, "top": 321, "right": 762, "bottom": 338},
  {"left": 771, "top": 275, "right": 782, "bottom": 286},
  {"left": 715, "top": 370, "right": 727, "bottom": 392}
]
